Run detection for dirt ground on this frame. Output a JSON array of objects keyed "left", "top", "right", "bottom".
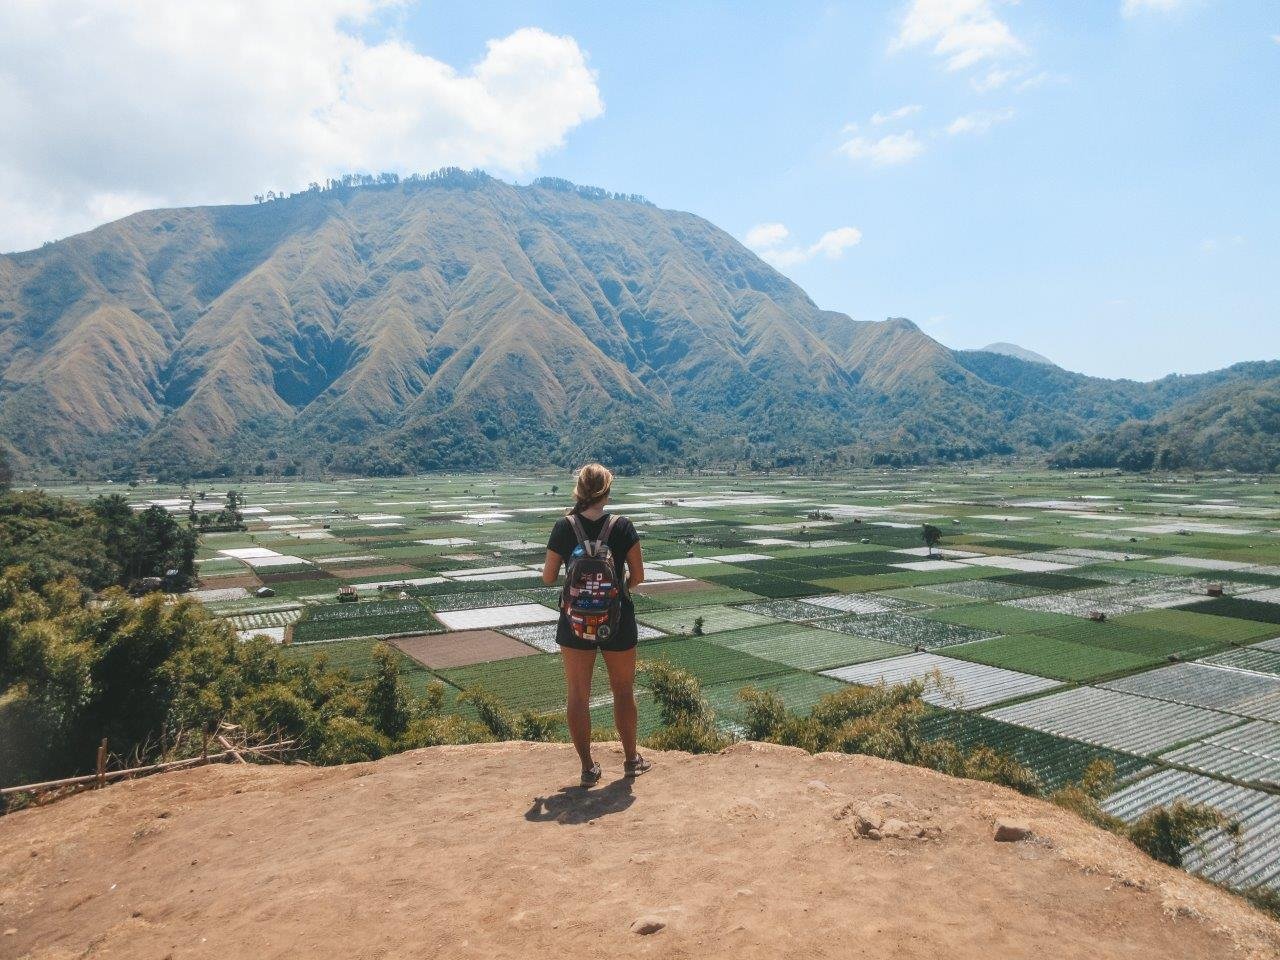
[
  {"left": 2, "top": 742, "right": 1278, "bottom": 960},
  {"left": 392, "top": 630, "right": 539, "bottom": 668}
]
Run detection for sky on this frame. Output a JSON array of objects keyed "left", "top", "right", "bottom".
[{"left": 1, "top": 1, "right": 1277, "bottom": 381}]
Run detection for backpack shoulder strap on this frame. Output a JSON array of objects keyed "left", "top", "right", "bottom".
[
  {"left": 565, "top": 513, "right": 590, "bottom": 554},
  {"left": 598, "top": 514, "right": 619, "bottom": 551}
]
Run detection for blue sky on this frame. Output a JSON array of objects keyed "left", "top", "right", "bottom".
[
  {"left": 2, "top": 1, "right": 1277, "bottom": 380},
  {"left": 412, "top": 1, "right": 1278, "bottom": 380}
]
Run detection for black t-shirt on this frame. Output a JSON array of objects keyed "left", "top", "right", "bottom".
[{"left": 546, "top": 513, "right": 640, "bottom": 592}]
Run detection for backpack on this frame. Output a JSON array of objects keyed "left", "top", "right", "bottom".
[{"left": 561, "top": 513, "right": 625, "bottom": 644}]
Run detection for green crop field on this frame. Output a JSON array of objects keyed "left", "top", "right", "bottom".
[{"left": 72, "top": 465, "right": 1280, "bottom": 896}]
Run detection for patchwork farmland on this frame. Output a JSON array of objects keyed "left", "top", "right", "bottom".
[{"left": 66, "top": 469, "right": 1280, "bottom": 894}]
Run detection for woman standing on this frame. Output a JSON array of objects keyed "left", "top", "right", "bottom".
[{"left": 541, "top": 463, "right": 651, "bottom": 786}]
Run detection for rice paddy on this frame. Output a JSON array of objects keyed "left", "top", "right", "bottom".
[{"left": 72, "top": 466, "right": 1280, "bottom": 894}]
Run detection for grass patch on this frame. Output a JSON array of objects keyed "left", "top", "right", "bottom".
[
  {"left": 1179, "top": 597, "right": 1280, "bottom": 625},
  {"left": 1113, "top": 609, "right": 1280, "bottom": 645},
  {"left": 946, "top": 634, "right": 1158, "bottom": 682},
  {"left": 921, "top": 603, "right": 1078, "bottom": 634},
  {"left": 711, "top": 622, "right": 905, "bottom": 671},
  {"left": 637, "top": 604, "right": 779, "bottom": 635}
]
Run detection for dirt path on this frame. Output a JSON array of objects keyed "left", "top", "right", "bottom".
[{"left": 2, "top": 742, "right": 1277, "bottom": 960}]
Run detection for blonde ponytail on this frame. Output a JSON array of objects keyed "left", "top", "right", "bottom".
[{"left": 569, "top": 463, "right": 613, "bottom": 514}]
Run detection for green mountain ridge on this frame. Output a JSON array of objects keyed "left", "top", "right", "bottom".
[
  {"left": 0, "top": 170, "right": 1274, "bottom": 476},
  {"left": 1049, "top": 377, "right": 1280, "bottom": 472}
]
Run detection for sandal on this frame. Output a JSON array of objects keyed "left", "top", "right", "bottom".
[
  {"left": 624, "top": 755, "right": 652, "bottom": 778},
  {"left": 580, "top": 763, "right": 602, "bottom": 787}
]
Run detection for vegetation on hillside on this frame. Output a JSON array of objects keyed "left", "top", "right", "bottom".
[
  {"left": 0, "top": 492, "right": 196, "bottom": 592},
  {"left": 735, "top": 676, "right": 1040, "bottom": 795},
  {"left": 5, "top": 171, "right": 1276, "bottom": 479},
  {"left": 1050, "top": 379, "right": 1280, "bottom": 472}
]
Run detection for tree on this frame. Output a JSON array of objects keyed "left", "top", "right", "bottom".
[
  {"left": 0, "top": 492, "right": 123, "bottom": 590},
  {"left": 922, "top": 523, "right": 943, "bottom": 558},
  {"left": 0, "top": 447, "right": 11, "bottom": 492},
  {"left": 366, "top": 644, "right": 411, "bottom": 740},
  {"left": 91, "top": 496, "right": 198, "bottom": 589}
]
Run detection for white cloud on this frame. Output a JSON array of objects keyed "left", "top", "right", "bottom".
[
  {"left": 0, "top": 1, "right": 603, "bottom": 252},
  {"left": 745, "top": 223, "right": 863, "bottom": 268},
  {"left": 809, "top": 227, "right": 864, "bottom": 259},
  {"left": 891, "top": 0, "right": 1027, "bottom": 71},
  {"left": 1199, "top": 235, "right": 1245, "bottom": 254},
  {"left": 947, "top": 108, "right": 1016, "bottom": 135},
  {"left": 871, "top": 104, "right": 923, "bottom": 125},
  {"left": 745, "top": 223, "right": 791, "bottom": 248},
  {"left": 1121, "top": 0, "right": 1187, "bottom": 15},
  {"left": 838, "top": 131, "right": 926, "bottom": 165},
  {"left": 972, "top": 67, "right": 1016, "bottom": 92}
]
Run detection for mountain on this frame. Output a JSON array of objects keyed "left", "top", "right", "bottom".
[
  {"left": 979, "top": 342, "right": 1056, "bottom": 366},
  {"left": 0, "top": 169, "right": 1275, "bottom": 476},
  {"left": 4, "top": 742, "right": 1277, "bottom": 959},
  {"left": 1050, "top": 377, "right": 1280, "bottom": 472}
]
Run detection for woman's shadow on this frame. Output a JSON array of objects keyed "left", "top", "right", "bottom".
[{"left": 525, "top": 777, "right": 635, "bottom": 825}]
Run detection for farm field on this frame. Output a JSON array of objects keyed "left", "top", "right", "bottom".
[{"left": 62, "top": 466, "right": 1280, "bottom": 894}]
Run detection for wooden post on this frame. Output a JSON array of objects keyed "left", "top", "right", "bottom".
[
  {"left": 217, "top": 734, "right": 246, "bottom": 764},
  {"left": 96, "top": 738, "right": 108, "bottom": 789}
]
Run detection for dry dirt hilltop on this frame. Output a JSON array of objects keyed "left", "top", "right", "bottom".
[{"left": 2, "top": 742, "right": 1278, "bottom": 960}]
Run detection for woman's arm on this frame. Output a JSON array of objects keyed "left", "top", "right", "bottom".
[
  {"left": 541, "top": 550, "right": 563, "bottom": 586},
  {"left": 625, "top": 541, "right": 644, "bottom": 590}
]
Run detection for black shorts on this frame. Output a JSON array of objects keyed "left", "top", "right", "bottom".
[{"left": 555, "top": 604, "right": 638, "bottom": 652}]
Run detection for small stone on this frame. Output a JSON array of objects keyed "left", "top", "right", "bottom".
[
  {"left": 994, "top": 819, "right": 1032, "bottom": 843},
  {"left": 631, "top": 917, "right": 666, "bottom": 935},
  {"left": 3, "top": 929, "right": 16, "bottom": 936}
]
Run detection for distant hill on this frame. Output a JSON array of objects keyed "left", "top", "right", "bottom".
[
  {"left": 3, "top": 741, "right": 1277, "bottom": 959},
  {"left": 1050, "top": 377, "right": 1280, "bottom": 472},
  {"left": 0, "top": 169, "right": 1275, "bottom": 476},
  {"left": 979, "top": 342, "right": 1056, "bottom": 366}
]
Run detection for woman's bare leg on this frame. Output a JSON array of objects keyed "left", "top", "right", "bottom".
[
  {"left": 561, "top": 646, "right": 597, "bottom": 770},
  {"left": 602, "top": 647, "right": 639, "bottom": 762}
]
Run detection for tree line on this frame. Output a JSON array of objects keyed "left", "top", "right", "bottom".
[{"left": 249, "top": 167, "right": 654, "bottom": 208}]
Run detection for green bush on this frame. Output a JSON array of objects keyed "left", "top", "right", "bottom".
[
  {"left": 641, "top": 659, "right": 730, "bottom": 753},
  {"left": 1127, "top": 801, "right": 1236, "bottom": 868},
  {"left": 736, "top": 675, "right": 1042, "bottom": 795},
  {"left": 458, "top": 686, "right": 560, "bottom": 742},
  {"left": 316, "top": 716, "right": 390, "bottom": 765}
]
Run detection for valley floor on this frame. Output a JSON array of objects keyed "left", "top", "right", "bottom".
[{"left": 37, "top": 467, "right": 1280, "bottom": 896}]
